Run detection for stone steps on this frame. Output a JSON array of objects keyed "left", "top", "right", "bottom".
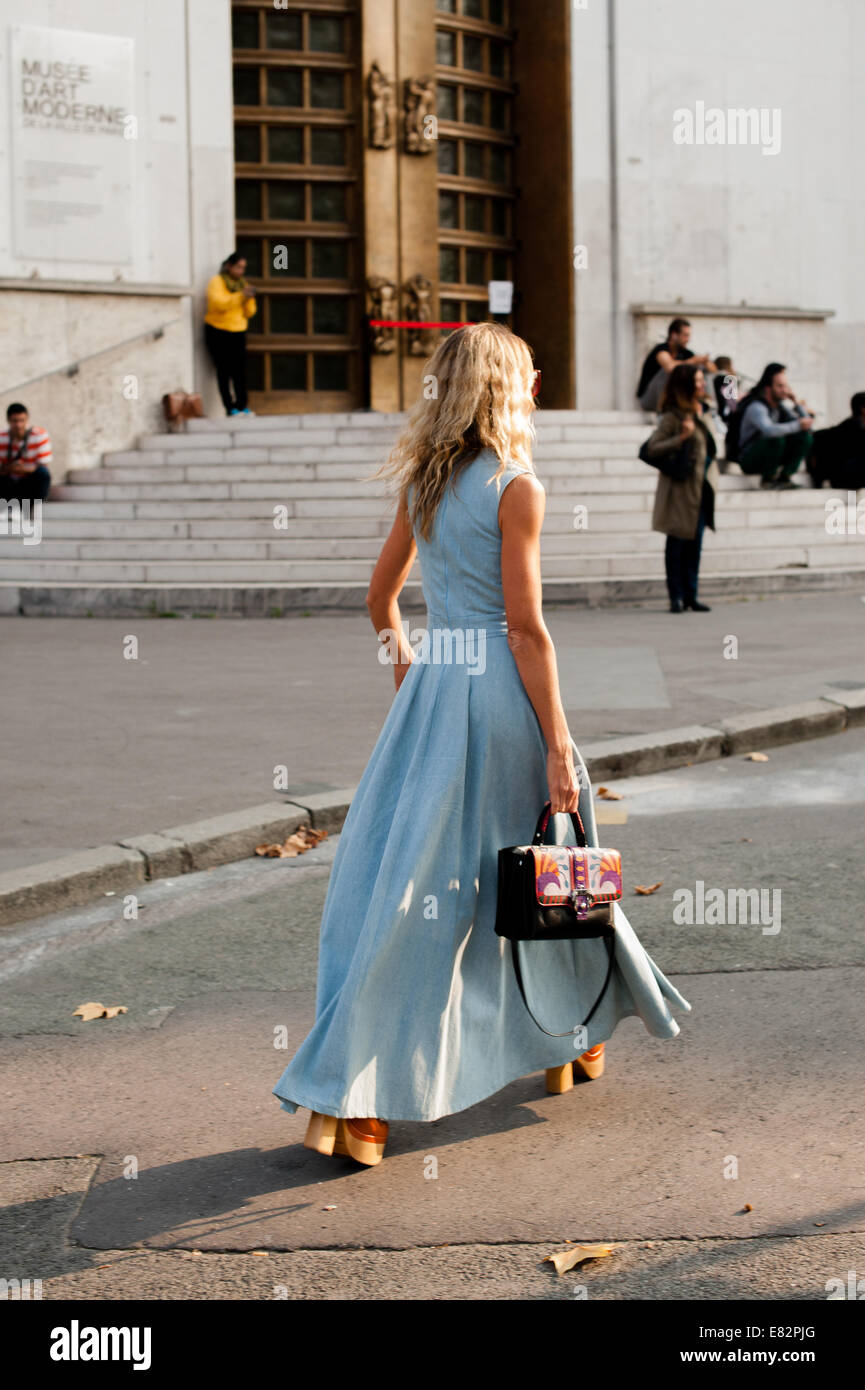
[
  {"left": 4, "top": 408, "right": 862, "bottom": 614},
  {"left": 2, "top": 540, "right": 862, "bottom": 585},
  {"left": 2, "top": 503, "right": 841, "bottom": 540},
  {"left": 3, "top": 526, "right": 861, "bottom": 563}
]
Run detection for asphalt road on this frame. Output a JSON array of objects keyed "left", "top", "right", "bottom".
[
  {"left": 2, "top": 730, "right": 864, "bottom": 1300},
  {"left": 2, "top": 589, "right": 864, "bottom": 872}
]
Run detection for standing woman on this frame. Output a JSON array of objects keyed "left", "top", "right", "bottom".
[
  {"left": 204, "top": 253, "right": 257, "bottom": 416},
  {"left": 272, "top": 323, "right": 690, "bottom": 1166},
  {"left": 645, "top": 364, "right": 719, "bottom": 613}
]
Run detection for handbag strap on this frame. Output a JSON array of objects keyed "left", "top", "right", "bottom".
[
  {"left": 510, "top": 935, "right": 616, "bottom": 1038},
  {"left": 532, "top": 800, "right": 587, "bottom": 848},
  {"left": 7, "top": 428, "right": 31, "bottom": 466}
]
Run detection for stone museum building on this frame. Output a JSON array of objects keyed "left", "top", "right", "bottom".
[{"left": 0, "top": 0, "right": 863, "bottom": 470}]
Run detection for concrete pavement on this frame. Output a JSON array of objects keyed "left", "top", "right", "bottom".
[{"left": 2, "top": 731, "right": 864, "bottom": 1300}]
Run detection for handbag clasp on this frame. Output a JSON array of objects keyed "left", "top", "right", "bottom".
[{"left": 571, "top": 890, "right": 592, "bottom": 920}]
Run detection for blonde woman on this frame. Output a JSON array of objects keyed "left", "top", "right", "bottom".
[{"left": 272, "top": 323, "right": 690, "bottom": 1165}]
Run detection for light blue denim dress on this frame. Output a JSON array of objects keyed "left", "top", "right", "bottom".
[{"left": 273, "top": 449, "right": 690, "bottom": 1122}]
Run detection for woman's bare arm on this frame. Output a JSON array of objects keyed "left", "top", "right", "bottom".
[
  {"left": 499, "top": 473, "right": 580, "bottom": 813},
  {"left": 365, "top": 501, "right": 418, "bottom": 691}
]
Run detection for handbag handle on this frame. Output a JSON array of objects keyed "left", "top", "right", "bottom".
[{"left": 532, "top": 800, "right": 587, "bottom": 849}]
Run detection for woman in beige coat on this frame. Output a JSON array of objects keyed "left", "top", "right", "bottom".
[{"left": 644, "top": 364, "right": 719, "bottom": 612}]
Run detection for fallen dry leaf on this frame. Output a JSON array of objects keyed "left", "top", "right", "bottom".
[
  {"left": 73, "top": 1002, "right": 128, "bottom": 1022},
  {"left": 744, "top": 751, "right": 769, "bottom": 762},
  {"left": 73, "top": 1002, "right": 107, "bottom": 1022},
  {"left": 545, "top": 1243, "right": 617, "bottom": 1276},
  {"left": 255, "top": 824, "right": 328, "bottom": 858},
  {"left": 596, "top": 786, "right": 623, "bottom": 801},
  {"left": 634, "top": 882, "right": 663, "bottom": 896}
]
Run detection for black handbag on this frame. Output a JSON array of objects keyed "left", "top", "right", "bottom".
[
  {"left": 495, "top": 802, "right": 621, "bottom": 1037},
  {"left": 639, "top": 435, "right": 693, "bottom": 482}
]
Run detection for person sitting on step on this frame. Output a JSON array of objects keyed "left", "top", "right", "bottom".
[
  {"left": 737, "top": 363, "right": 815, "bottom": 490},
  {"left": 806, "top": 392, "right": 865, "bottom": 491},
  {"left": 0, "top": 402, "right": 52, "bottom": 502}
]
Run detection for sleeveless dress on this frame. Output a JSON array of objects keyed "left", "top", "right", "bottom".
[{"left": 272, "top": 449, "right": 691, "bottom": 1123}]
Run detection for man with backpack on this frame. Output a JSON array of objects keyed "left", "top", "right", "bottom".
[
  {"left": 725, "top": 363, "right": 814, "bottom": 488},
  {"left": 0, "top": 402, "right": 52, "bottom": 501}
]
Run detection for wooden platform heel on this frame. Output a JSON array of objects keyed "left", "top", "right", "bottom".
[
  {"left": 333, "top": 1117, "right": 389, "bottom": 1166},
  {"left": 303, "top": 1110, "right": 339, "bottom": 1154},
  {"left": 573, "top": 1043, "right": 605, "bottom": 1081},
  {"left": 545, "top": 1063, "right": 575, "bottom": 1094},
  {"left": 545, "top": 1044, "right": 606, "bottom": 1093}
]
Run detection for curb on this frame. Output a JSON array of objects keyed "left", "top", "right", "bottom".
[
  {"left": 0, "top": 791, "right": 355, "bottom": 931},
  {"left": 1, "top": 691, "right": 863, "bottom": 930},
  {"left": 4, "top": 564, "right": 865, "bottom": 617}
]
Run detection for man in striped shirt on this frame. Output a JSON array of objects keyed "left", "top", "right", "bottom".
[{"left": 0, "top": 403, "right": 52, "bottom": 501}]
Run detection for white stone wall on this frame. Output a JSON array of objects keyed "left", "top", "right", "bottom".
[
  {"left": 571, "top": 0, "right": 865, "bottom": 423},
  {"left": 633, "top": 312, "right": 829, "bottom": 418},
  {"left": 0, "top": 0, "right": 234, "bottom": 472},
  {"left": 0, "top": 290, "right": 192, "bottom": 476},
  {"left": 186, "top": 0, "right": 237, "bottom": 423}
]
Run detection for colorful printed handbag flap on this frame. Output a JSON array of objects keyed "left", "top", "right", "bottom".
[{"left": 530, "top": 846, "right": 623, "bottom": 909}]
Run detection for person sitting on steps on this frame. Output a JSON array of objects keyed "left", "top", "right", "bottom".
[
  {"left": 736, "top": 363, "right": 815, "bottom": 489},
  {"left": 636, "top": 317, "right": 717, "bottom": 413},
  {"left": 0, "top": 402, "right": 52, "bottom": 502}
]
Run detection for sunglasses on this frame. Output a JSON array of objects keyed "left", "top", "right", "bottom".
[{"left": 532, "top": 369, "right": 541, "bottom": 398}]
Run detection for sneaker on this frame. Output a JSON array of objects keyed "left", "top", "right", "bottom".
[
  {"left": 228, "top": 408, "right": 239, "bottom": 416},
  {"left": 241, "top": 408, "right": 255, "bottom": 416}
]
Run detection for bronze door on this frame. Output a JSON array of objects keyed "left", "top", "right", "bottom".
[
  {"left": 231, "top": 1, "right": 364, "bottom": 413},
  {"left": 434, "top": 0, "right": 517, "bottom": 335},
  {"left": 231, "top": 0, "right": 573, "bottom": 413}
]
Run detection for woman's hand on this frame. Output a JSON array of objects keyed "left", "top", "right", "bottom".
[
  {"left": 679, "top": 415, "right": 696, "bottom": 439},
  {"left": 546, "top": 745, "right": 581, "bottom": 814}
]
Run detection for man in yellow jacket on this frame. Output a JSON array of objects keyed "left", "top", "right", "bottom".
[{"left": 204, "top": 252, "right": 258, "bottom": 416}]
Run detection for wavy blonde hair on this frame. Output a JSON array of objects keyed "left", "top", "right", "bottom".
[{"left": 375, "top": 322, "right": 537, "bottom": 540}]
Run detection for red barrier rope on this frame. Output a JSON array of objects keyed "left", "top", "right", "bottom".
[{"left": 368, "top": 319, "right": 478, "bottom": 329}]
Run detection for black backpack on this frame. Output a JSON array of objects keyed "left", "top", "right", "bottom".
[{"left": 722, "top": 393, "right": 757, "bottom": 463}]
